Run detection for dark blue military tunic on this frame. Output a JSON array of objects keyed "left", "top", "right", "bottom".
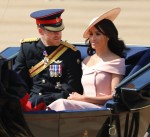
[{"left": 14, "top": 39, "right": 83, "bottom": 106}]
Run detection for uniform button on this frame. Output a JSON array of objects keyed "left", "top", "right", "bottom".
[
  {"left": 39, "top": 92, "right": 42, "bottom": 96},
  {"left": 42, "top": 79, "right": 46, "bottom": 84},
  {"left": 77, "top": 59, "right": 80, "bottom": 64}
]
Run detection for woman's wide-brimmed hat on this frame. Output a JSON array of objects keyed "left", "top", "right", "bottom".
[{"left": 83, "top": 7, "right": 121, "bottom": 38}]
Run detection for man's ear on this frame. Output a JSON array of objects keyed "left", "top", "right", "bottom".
[{"left": 38, "top": 27, "right": 44, "bottom": 35}]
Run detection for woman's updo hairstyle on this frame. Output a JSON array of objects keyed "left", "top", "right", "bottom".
[{"left": 87, "top": 19, "right": 127, "bottom": 57}]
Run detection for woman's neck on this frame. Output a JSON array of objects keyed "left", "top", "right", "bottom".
[{"left": 95, "top": 47, "right": 111, "bottom": 59}]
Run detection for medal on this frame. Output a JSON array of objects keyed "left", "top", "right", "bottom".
[
  {"left": 49, "top": 65, "right": 55, "bottom": 77},
  {"left": 43, "top": 50, "right": 49, "bottom": 65},
  {"left": 49, "top": 60, "right": 62, "bottom": 77}
]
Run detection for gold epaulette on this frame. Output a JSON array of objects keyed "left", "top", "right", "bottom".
[
  {"left": 60, "top": 41, "right": 77, "bottom": 51},
  {"left": 20, "top": 37, "right": 40, "bottom": 43}
]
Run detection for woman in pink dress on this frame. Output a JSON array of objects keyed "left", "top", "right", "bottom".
[{"left": 47, "top": 7, "right": 127, "bottom": 111}]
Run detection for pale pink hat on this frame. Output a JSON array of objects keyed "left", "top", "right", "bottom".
[{"left": 83, "top": 7, "right": 121, "bottom": 38}]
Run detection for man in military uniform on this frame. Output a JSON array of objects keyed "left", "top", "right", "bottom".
[{"left": 14, "top": 9, "right": 83, "bottom": 110}]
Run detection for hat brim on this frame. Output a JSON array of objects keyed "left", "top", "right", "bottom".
[
  {"left": 83, "top": 7, "right": 121, "bottom": 38},
  {"left": 44, "top": 23, "right": 65, "bottom": 32}
]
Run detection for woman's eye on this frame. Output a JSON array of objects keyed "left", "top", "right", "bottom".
[
  {"left": 96, "top": 32, "right": 102, "bottom": 35},
  {"left": 89, "top": 33, "right": 93, "bottom": 36}
]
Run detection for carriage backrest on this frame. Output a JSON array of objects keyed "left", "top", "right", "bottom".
[
  {"left": 0, "top": 43, "right": 150, "bottom": 78},
  {"left": 74, "top": 44, "right": 150, "bottom": 77}
]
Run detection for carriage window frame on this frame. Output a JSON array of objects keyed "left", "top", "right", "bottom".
[
  {"left": 121, "top": 69, "right": 150, "bottom": 91},
  {"left": 116, "top": 63, "right": 150, "bottom": 93}
]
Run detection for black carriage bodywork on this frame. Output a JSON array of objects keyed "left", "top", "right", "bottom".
[{"left": 0, "top": 43, "right": 150, "bottom": 137}]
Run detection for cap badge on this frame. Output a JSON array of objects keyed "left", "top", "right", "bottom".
[{"left": 56, "top": 17, "right": 59, "bottom": 22}]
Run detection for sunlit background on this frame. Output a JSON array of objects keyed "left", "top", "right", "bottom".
[{"left": 0, "top": 0, "right": 150, "bottom": 51}]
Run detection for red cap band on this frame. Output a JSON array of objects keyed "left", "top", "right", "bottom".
[{"left": 36, "top": 17, "right": 62, "bottom": 25}]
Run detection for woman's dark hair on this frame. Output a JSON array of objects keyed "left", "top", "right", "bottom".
[{"left": 86, "top": 19, "right": 128, "bottom": 57}]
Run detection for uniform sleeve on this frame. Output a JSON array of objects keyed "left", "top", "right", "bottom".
[
  {"left": 53, "top": 50, "right": 83, "bottom": 99},
  {"left": 13, "top": 44, "right": 32, "bottom": 91},
  {"left": 4, "top": 70, "right": 46, "bottom": 112},
  {"left": 3, "top": 69, "right": 29, "bottom": 111}
]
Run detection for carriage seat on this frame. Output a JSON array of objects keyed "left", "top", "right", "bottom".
[{"left": 0, "top": 44, "right": 150, "bottom": 112}]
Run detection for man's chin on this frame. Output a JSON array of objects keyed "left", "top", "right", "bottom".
[{"left": 54, "top": 41, "right": 61, "bottom": 46}]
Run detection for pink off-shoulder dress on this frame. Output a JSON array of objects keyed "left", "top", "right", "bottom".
[{"left": 48, "top": 58, "right": 125, "bottom": 111}]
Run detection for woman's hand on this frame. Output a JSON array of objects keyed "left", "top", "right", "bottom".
[{"left": 67, "top": 92, "right": 84, "bottom": 101}]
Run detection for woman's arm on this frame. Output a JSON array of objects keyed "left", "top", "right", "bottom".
[{"left": 68, "top": 73, "right": 123, "bottom": 105}]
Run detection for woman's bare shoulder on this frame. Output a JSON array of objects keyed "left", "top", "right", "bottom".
[
  {"left": 82, "top": 56, "right": 91, "bottom": 64},
  {"left": 108, "top": 52, "right": 122, "bottom": 60}
]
